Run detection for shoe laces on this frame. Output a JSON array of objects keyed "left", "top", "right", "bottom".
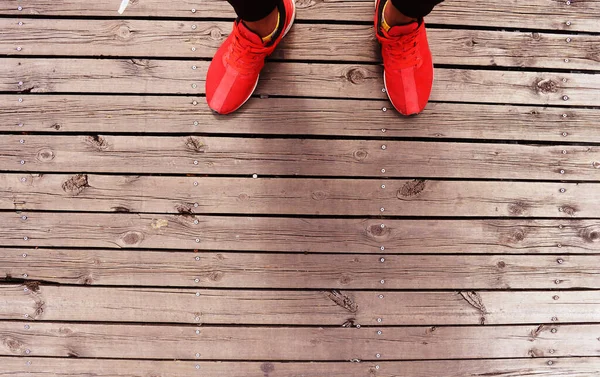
[
  {"left": 226, "top": 24, "right": 275, "bottom": 75},
  {"left": 379, "top": 26, "right": 421, "bottom": 70}
]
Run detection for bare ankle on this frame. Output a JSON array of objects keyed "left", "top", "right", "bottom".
[
  {"left": 384, "top": 1, "right": 417, "bottom": 27},
  {"left": 243, "top": 7, "right": 279, "bottom": 38}
]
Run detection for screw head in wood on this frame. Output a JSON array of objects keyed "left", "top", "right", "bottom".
[
  {"left": 381, "top": 145, "right": 387, "bottom": 150},
  {"left": 20, "top": 139, "right": 24, "bottom": 144},
  {"left": 22, "top": 253, "right": 27, "bottom": 257},
  {"left": 557, "top": 258, "right": 564, "bottom": 264},
  {"left": 557, "top": 243, "right": 562, "bottom": 248},
  {"left": 382, "top": 107, "right": 387, "bottom": 112},
  {"left": 380, "top": 279, "right": 385, "bottom": 284},
  {"left": 24, "top": 313, "right": 29, "bottom": 317},
  {"left": 193, "top": 121, "right": 199, "bottom": 126},
  {"left": 195, "top": 256, "right": 200, "bottom": 261},
  {"left": 566, "top": 0, "right": 571, "bottom": 4},
  {"left": 566, "top": 21, "right": 571, "bottom": 26},
  {"left": 191, "top": 8, "right": 196, "bottom": 13},
  {"left": 16, "top": 46, "right": 22, "bottom": 51},
  {"left": 380, "top": 257, "right": 385, "bottom": 262},
  {"left": 253, "top": 174, "right": 258, "bottom": 178},
  {"left": 193, "top": 160, "right": 199, "bottom": 165},
  {"left": 22, "top": 215, "right": 27, "bottom": 220},
  {"left": 23, "top": 236, "right": 28, "bottom": 241},
  {"left": 194, "top": 220, "right": 199, "bottom": 225},
  {"left": 194, "top": 278, "right": 200, "bottom": 283},
  {"left": 191, "top": 25, "right": 197, "bottom": 30},
  {"left": 195, "top": 329, "right": 200, "bottom": 334},
  {"left": 564, "top": 59, "right": 569, "bottom": 63},
  {"left": 195, "top": 316, "right": 200, "bottom": 321},
  {"left": 379, "top": 294, "right": 384, "bottom": 299},
  {"left": 562, "top": 132, "right": 568, "bottom": 137},
  {"left": 380, "top": 208, "right": 385, "bottom": 212},
  {"left": 194, "top": 203, "right": 199, "bottom": 208},
  {"left": 555, "top": 279, "right": 561, "bottom": 284},
  {"left": 192, "top": 101, "right": 198, "bottom": 105},
  {"left": 381, "top": 88, "right": 386, "bottom": 93},
  {"left": 18, "top": 98, "right": 23, "bottom": 102},
  {"left": 559, "top": 170, "right": 565, "bottom": 174},
  {"left": 552, "top": 317, "right": 558, "bottom": 322},
  {"left": 380, "top": 246, "right": 385, "bottom": 251},
  {"left": 356, "top": 324, "right": 361, "bottom": 328},
  {"left": 376, "top": 353, "right": 381, "bottom": 358},
  {"left": 18, "top": 22, "right": 24, "bottom": 26},
  {"left": 26, "top": 361, "right": 31, "bottom": 366},
  {"left": 553, "top": 295, "right": 560, "bottom": 300},
  {"left": 23, "top": 274, "right": 28, "bottom": 278},
  {"left": 566, "top": 38, "right": 571, "bottom": 43},
  {"left": 20, "top": 160, "right": 25, "bottom": 165},
  {"left": 377, "top": 330, "right": 382, "bottom": 335},
  {"left": 380, "top": 169, "right": 385, "bottom": 173},
  {"left": 192, "top": 47, "right": 196, "bottom": 51},
  {"left": 192, "top": 84, "right": 197, "bottom": 88},
  {"left": 25, "top": 349, "right": 30, "bottom": 354},
  {"left": 196, "top": 292, "right": 200, "bottom": 296},
  {"left": 24, "top": 288, "right": 28, "bottom": 292},
  {"left": 551, "top": 328, "right": 557, "bottom": 333},
  {"left": 547, "top": 360, "right": 554, "bottom": 365},
  {"left": 559, "top": 188, "right": 565, "bottom": 193},
  {"left": 195, "top": 353, "right": 200, "bottom": 357},
  {"left": 24, "top": 325, "right": 30, "bottom": 329},
  {"left": 381, "top": 128, "right": 386, "bottom": 133},
  {"left": 375, "top": 365, "right": 380, "bottom": 370},
  {"left": 549, "top": 349, "right": 555, "bottom": 353},
  {"left": 193, "top": 181, "right": 198, "bottom": 186},
  {"left": 196, "top": 364, "right": 200, "bottom": 369},
  {"left": 195, "top": 238, "right": 200, "bottom": 243},
  {"left": 562, "top": 95, "right": 569, "bottom": 101},
  {"left": 381, "top": 184, "right": 385, "bottom": 189},
  {"left": 18, "top": 123, "right": 24, "bottom": 127},
  {"left": 18, "top": 81, "right": 23, "bottom": 86},
  {"left": 380, "top": 224, "right": 385, "bottom": 228},
  {"left": 561, "top": 150, "right": 567, "bottom": 154},
  {"left": 377, "top": 318, "right": 382, "bottom": 323},
  {"left": 17, "top": 6, "right": 22, "bottom": 10},
  {"left": 21, "top": 177, "right": 26, "bottom": 182}
]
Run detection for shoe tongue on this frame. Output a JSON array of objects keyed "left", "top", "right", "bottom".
[
  {"left": 238, "top": 21, "right": 266, "bottom": 45},
  {"left": 387, "top": 21, "right": 419, "bottom": 37}
]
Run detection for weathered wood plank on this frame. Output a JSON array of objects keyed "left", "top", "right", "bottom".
[
  {"left": 2, "top": 136, "right": 599, "bottom": 180},
  {"left": 4, "top": 59, "right": 598, "bottom": 106},
  {"left": 2, "top": 284, "right": 599, "bottom": 325},
  {"left": 4, "top": 357, "right": 600, "bottom": 377},
  {"left": 2, "top": 0, "right": 599, "bottom": 32},
  {"left": 1, "top": 322, "right": 598, "bottom": 360},
  {"left": 1, "top": 248, "right": 597, "bottom": 289},
  {"left": 1, "top": 212, "right": 598, "bottom": 253},
  {"left": 1, "top": 95, "right": 598, "bottom": 143},
  {"left": 3, "top": 19, "right": 598, "bottom": 70},
  {"left": 3, "top": 174, "right": 600, "bottom": 217}
]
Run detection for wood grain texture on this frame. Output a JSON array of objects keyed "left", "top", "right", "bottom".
[
  {"left": 2, "top": 212, "right": 599, "bottom": 253},
  {"left": 3, "top": 19, "right": 598, "bottom": 70},
  {"left": 2, "top": 284, "right": 599, "bottom": 325},
  {"left": 1, "top": 0, "right": 599, "bottom": 32},
  {"left": 1, "top": 322, "right": 599, "bottom": 360},
  {"left": 3, "top": 174, "right": 600, "bottom": 217},
  {"left": 1, "top": 248, "right": 597, "bottom": 289},
  {"left": 4, "top": 59, "right": 599, "bottom": 106},
  {"left": 1, "top": 95, "right": 598, "bottom": 143},
  {"left": 3, "top": 357, "right": 600, "bottom": 377},
  {"left": 2, "top": 135, "right": 599, "bottom": 180}
]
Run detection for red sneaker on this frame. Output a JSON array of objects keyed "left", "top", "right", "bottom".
[
  {"left": 375, "top": 0, "right": 434, "bottom": 115},
  {"left": 206, "top": 0, "right": 296, "bottom": 114}
]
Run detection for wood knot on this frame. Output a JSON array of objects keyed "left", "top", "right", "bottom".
[
  {"left": 368, "top": 223, "right": 388, "bottom": 237},
  {"left": 534, "top": 78, "right": 558, "bottom": 94},
  {"left": 261, "top": 362, "right": 275, "bottom": 374},
  {"left": 37, "top": 148, "right": 55, "bottom": 162},
  {"left": 398, "top": 180, "right": 426, "bottom": 197},
  {"left": 580, "top": 226, "right": 600, "bottom": 243},
  {"left": 531, "top": 32, "right": 541, "bottom": 41},
  {"left": 326, "top": 290, "right": 358, "bottom": 312},
  {"left": 62, "top": 174, "right": 89, "bottom": 196},
  {"left": 59, "top": 327, "right": 73, "bottom": 335},
  {"left": 185, "top": 137, "right": 207, "bottom": 153},
  {"left": 497, "top": 261, "right": 506, "bottom": 269},
  {"left": 209, "top": 271, "right": 224, "bottom": 281},
  {"left": 85, "top": 135, "right": 109, "bottom": 151},
  {"left": 238, "top": 193, "right": 249, "bottom": 201},
  {"left": 311, "top": 191, "right": 327, "bottom": 200},
  {"left": 176, "top": 204, "right": 193, "bottom": 215},
  {"left": 465, "top": 38, "right": 478, "bottom": 47},
  {"left": 120, "top": 231, "right": 144, "bottom": 246},
  {"left": 2, "top": 337, "right": 24, "bottom": 353},
  {"left": 52, "top": 123, "right": 61, "bottom": 130},
  {"left": 209, "top": 27, "right": 223, "bottom": 40},
  {"left": 353, "top": 149, "right": 368, "bottom": 161},
  {"left": 508, "top": 202, "right": 530, "bottom": 216},
  {"left": 294, "top": 0, "right": 318, "bottom": 9},
  {"left": 24, "top": 281, "right": 40, "bottom": 292},
  {"left": 345, "top": 67, "right": 366, "bottom": 84},
  {"left": 112, "top": 206, "right": 131, "bottom": 213},
  {"left": 505, "top": 227, "right": 527, "bottom": 244},
  {"left": 339, "top": 274, "right": 352, "bottom": 285},
  {"left": 116, "top": 24, "right": 132, "bottom": 40},
  {"left": 561, "top": 205, "right": 578, "bottom": 216}
]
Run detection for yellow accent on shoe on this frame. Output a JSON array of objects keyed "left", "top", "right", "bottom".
[
  {"left": 381, "top": 1, "right": 392, "bottom": 32},
  {"left": 262, "top": 11, "right": 281, "bottom": 43}
]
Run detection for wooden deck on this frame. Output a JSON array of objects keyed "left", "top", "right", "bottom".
[{"left": 1, "top": 0, "right": 600, "bottom": 375}]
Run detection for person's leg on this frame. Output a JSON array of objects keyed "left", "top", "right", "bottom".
[
  {"left": 375, "top": 0, "right": 443, "bottom": 115},
  {"left": 205, "top": 0, "right": 296, "bottom": 114}
]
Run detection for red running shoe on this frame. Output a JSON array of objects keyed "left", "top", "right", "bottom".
[
  {"left": 206, "top": 0, "right": 296, "bottom": 114},
  {"left": 375, "top": 0, "right": 434, "bottom": 115}
]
